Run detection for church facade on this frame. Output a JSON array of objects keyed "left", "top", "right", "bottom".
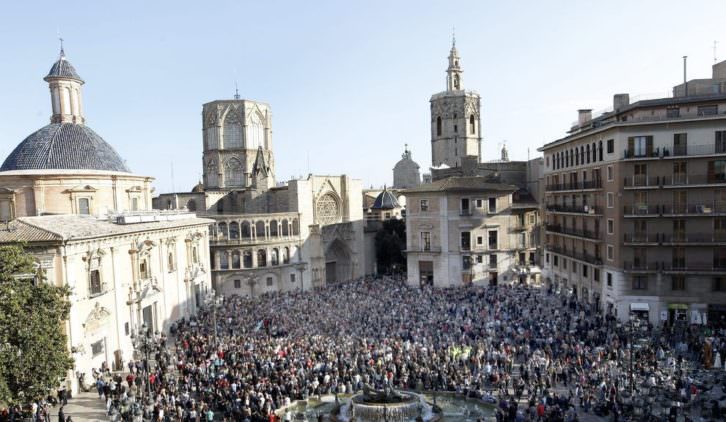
[{"left": 154, "top": 98, "right": 367, "bottom": 295}]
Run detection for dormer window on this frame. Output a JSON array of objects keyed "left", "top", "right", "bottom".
[{"left": 78, "top": 198, "right": 90, "bottom": 215}]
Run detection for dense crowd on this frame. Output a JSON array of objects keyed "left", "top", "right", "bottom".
[{"left": 19, "top": 276, "right": 726, "bottom": 421}]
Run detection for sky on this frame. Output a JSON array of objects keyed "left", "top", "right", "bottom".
[{"left": 1, "top": 0, "right": 725, "bottom": 192}]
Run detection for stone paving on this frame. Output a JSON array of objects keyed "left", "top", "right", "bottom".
[{"left": 49, "top": 392, "right": 107, "bottom": 422}]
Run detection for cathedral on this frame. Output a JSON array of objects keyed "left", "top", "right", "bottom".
[
  {"left": 154, "top": 98, "right": 368, "bottom": 295},
  {"left": 0, "top": 47, "right": 213, "bottom": 393}
]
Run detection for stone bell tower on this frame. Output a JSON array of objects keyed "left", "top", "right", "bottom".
[{"left": 430, "top": 36, "right": 482, "bottom": 168}]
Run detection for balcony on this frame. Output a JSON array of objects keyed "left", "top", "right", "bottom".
[
  {"left": 459, "top": 209, "right": 473, "bottom": 216},
  {"left": 623, "top": 261, "right": 661, "bottom": 272},
  {"left": 547, "top": 244, "right": 602, "bottom": 265},
  {"left": 623, "top": 233, "right": 660, "bottom": 244},
  {"left": 406, "top": 246, "right": 442, "bottom": 254},
  {"left": 545, "top": 224, "right": 602, "bottom": 241},
  {"left": 661, "top": 262, "right": 726, "bottom": 273},
  {"left": 661, "top": 232, "right": 726, "bottom": 244},
  {"left": 545, "top": 179, "right": 602, "bottom": 192},
  {"left": 661, "top": 174, "right": 726, "bottom": 187},
  {"left": 546, "top": 204, "right": 602, "bottom": 215},
  {"left": 623, "top": 143, "right": 726, "bottom": 160},
  {"left": 624, "top": 202, "right": 726, "bottom": 217},
  {"left": 623, "top": 175, "right": 661, "bottom": 188}
]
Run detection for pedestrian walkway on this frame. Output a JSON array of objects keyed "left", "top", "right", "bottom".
[{"left": 49, "top": 392, "right": 107, "bottom": 422}]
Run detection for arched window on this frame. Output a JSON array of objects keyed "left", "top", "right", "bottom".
[
  {"left": 219, "top": 252, "right": 229, "bottom": 269},
  {"left": 229, "top": 222, "right": 239, "bottom": 239},
  {"left": 598, "top": 141, "right": 603, "bottom": 161},
  {"left": 218, "top": 222, "right": 228, "bottom": 239},
  {"left": 292, "top": 219, "right": 300, "bottom": 236},
  {"left": 269, "top": 220, "right": 278, "bottom": 237},
  {"left": 224, "top": 158, "right": 244, "bottom": 187},
  {"left": 586, "top": 145, "right": 591, "bottom": 164},
  {"left": 580, "top": 146, "right": 584, "bottom": 164},
  {"left": 232, "top": 251, "right": 241, "bottom": 269},
  {"left": 271, "top": 248, "right": 279, "bottom": 266},
  {"left": 592, "top": 142, "right": 596, "bottom": 162},
  {"left": 283, "top": 247, "right": 290, "bottom": 264},
  {"left": 192, "top": 246, "right": 198, "bottom": 264},
  {"left": 206, "top": 160, "right": 218, "bottom": 186},
  {"left": 139, "top": 258, "right": 150, "bottom": 279},
  {"left": 168, "top": 252, "right": 175, "bottom": 271},
  {"left": 257, "top": 249, "right": 267, "bottom": 267},
  {"left": 243, "top": 251, "right": 253, "bottom": 268},
  {"left": 281, "top": 219, "right": 289, "bottom": 236},
  {"left": 186, "top": 199, "right": 197, "bottom": 212},
  {"left": 469, "top": 115, "right": 475, "bottom": 134},
  {"left": 453, "top": 74, "right": 460, "bottom": 90},
  {"left": 223, "top": 112, "right": 242, "bottom": 149},
  {"left": 241, "top": 221, "right": 251, "bottom": 239},
  {"left": 246, "top": 113, "right": 264, "bottom": 149},
  {"left": 575, "top": 148, "right": 579, "bottom": 166},
  {"left": 255, "top": 221, "right": 266, "bottom": 238},
  {"left": 436, "top": 116, "right": 442, "bottom": 136}
]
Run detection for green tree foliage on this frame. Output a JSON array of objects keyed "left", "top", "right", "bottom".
[
  {"left": 374, "top": 219, "right": 406, "bottom": 274},
  {"left": 0, "top": 245, "right": 73, "bottom": 407}
]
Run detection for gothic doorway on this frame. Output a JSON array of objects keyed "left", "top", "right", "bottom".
[{"left": 324, "top": 239, "right": 352, "bottom": 283}]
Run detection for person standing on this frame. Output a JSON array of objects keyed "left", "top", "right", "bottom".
[{"left": 58, "top": 407, "right": 65, "bottom": 422}]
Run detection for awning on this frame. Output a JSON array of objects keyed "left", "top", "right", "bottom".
[
  {"left": 630, "top": 303, "right": 650, "bottom": 311},
  {"left": 668, "top": 303, "right": 689, "bottom": 310}
]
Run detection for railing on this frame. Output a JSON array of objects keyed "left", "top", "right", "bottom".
[
  {"left": 546, "top": 204, "right": 602, "bottom": 214},
  {"left": 661, "top": 232, "right": 726, "bottom": 243},
  {"left": 545, "top": 179, "right": 603, "bottom": 192},
  {"left": 623, "top": 233, "right": 660, "bottom": 243},
  {"left": 407, "top": 246, "right": 442, "bottom": 253},
  {"left": 459, "top": 209, "right": 473, "bottom": 216},
  {"left": 624, "top": 202, "right": 726, "bottom": 216},
  {"left": 623, "top": 261, "right": 726, "bottom": 272},
  {"left": 545, "top": 224, "right": 602, "bottom": 240},
  {"left": 662, "top": 174, "right": 726, "bottom": 186},
  {"left": 547, "top": 244, "right": 602, "bottom": 265},
  {"left": 623, "top": 175, "right": 661, "bottom": 187},
  {"left": 623, "top": 261, "right": 661, "bottom": 271},
  {"left": 624, "top": 143, "right": 726, "bottom": 160},
  {"left": 623, "top": 148, "right": 660, "bottom": 159}
]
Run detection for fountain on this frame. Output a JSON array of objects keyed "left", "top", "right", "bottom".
[{"left": 333, "top": 384, "right": 441, "bottom": 422}]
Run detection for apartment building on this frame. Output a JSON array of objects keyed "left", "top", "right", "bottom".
[
  {"left": 540, "top": 60, "right": 726, "bottom": 326},
  {"left": 405, "top": 176, "right": 540, "bottom": 288}
]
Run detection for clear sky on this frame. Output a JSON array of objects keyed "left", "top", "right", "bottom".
[{"left": 1, "top": 0, "right": 725, "bottom": 192}]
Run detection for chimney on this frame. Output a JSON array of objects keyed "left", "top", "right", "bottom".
[
  {"left": 613, "top": 94, "right": 630, "bottom": 111},
  {"left": 577, "top": 109, "right": 592, "bottom": 126}
]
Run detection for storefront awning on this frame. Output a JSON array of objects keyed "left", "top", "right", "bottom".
[
  {"left": 630, "top": 303, "right": 650, "bottom": 311},
  {"left": 668, "top": 303, "right": 689, "bottom": 310}
]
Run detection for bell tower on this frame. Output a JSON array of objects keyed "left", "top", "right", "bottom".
[
  {"left": 44, "top": 42, "right": 85, "bottom": 125},
  {"left": 430, "top": 36, "right": 482, "bottom": 168}
]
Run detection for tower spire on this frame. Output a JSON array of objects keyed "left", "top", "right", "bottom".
[
  {"left": 234, "top": 81, "right": 240, "bottom": 100},
  {"left": 446, "top": 33, "right": 462, "bottom": 91},
  {"left": 452, "top": 26, "right": 456, "bottom": 48},
  {"left": 58, "top": 35, "right": 65, "bottom": 58}
]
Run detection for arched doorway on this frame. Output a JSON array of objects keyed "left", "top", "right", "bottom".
[{"left": 324, "top": 239, "right": 352, "bottom": 284}]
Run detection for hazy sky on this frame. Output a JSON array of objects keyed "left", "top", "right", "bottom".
[{"left": 1, "top": 1, "right": 725, "bottom": 192}]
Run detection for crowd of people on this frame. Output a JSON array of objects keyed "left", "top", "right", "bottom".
[{"left": 8, "top": 276, "right": 726, "bottom": 421}]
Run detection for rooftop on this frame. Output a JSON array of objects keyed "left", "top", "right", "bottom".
[{"left": 404, "top": 176, "right": 518, "bottom": 194}]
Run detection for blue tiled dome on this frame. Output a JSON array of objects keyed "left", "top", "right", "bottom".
[
  {"left": 1, "top": 123, "right": 130, "bottom": 172},
  {"left": 372, "top": 189, "right": 400, "bottom": 210},
  {"left": 44, "top": 54, "right": 83, "bottom": 83}
]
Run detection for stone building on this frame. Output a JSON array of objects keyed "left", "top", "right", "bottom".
[
  {"left": 405, "top": 176, "right": 540, "bottom": 287},
  {"left": 0, "top": 48, "right": 213, "bottom": 393},
  {"left": 540, "top": 59, "right": 726, "bottom": 325},
  {"left": 154, "top": 97, "right": 367, "bottom": 295},
  {"left": 393, "top": 145, "right": 421, "bottom": 189}
]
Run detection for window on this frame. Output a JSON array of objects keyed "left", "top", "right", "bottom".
[
  {"left": 607, "top": 219, "right": 614, "bottom": 235},
  {"left": 91, "top": 339, "right": 105, "bottom": 357},
  {"left": 460, "top": 198, "right": 470, "bottom": 215},
  {"left": 89, "top": 270, "right": 102, "bottom": 295},
  {"left": 234, "top": 279, "right": 241, "bottom": 289},
  {"left": 674, "top": 133, "right": 688, "bottom": 155},
  {"left": 563, "top": 259, "right": 568, "bottom": 270},
  {"left": 627, "top": 136, "right": 652, "bottom": 157},
  {"left": 257, "top": 249, "right": 267, "bottom": 267},
  {"left": 475, "top": 199, "right": 483, "bottom": 208},
  {"left": 0, "top": 200, "right": 13, "bottom": 221},
  {"left": 717, "top": 131, "right": 726, "bottom": 153},
  {"left": 667, "top": 107, "right": 680, "bottom": 118},
  {"left": 582, "top": 264, "right": 588, "bottom": 277},
  {"left": 594, "top": 268, "right": 600, "bottom": 283},
  {"left": 460, "top": 231, "right": 471, "bottom": 251},
  {"left": 554, "top": 255, "right": 559, "bottom": 266},
  {"left": 607, "top": 166, "right": 613, "bottom": 182},
  {"left": 599, "top": 140, "right": 603, "bottom": 161},
  {"left": 168, "top": 252, "right": 175, "bottom": 272},
  {"left": 607, "top": 272, "right": 613, "bottom": 287},
  {"left": 243, "top": 251, "right": 253, "bottom": 268},
  {"left": 476, "top": 255, "right": 483, "bottom": 263},
  {"left": 715, "top": 248, "right": 726, "bottom": 269},
  {"left": 420, "top": 199, "right": 429, "bottom": 212},
  {"left": 462, "top": 255, "right": 472, "bottom": 270},
  {"left": 697, "top": 105, "right": 718, "bottom": 116},
  {"left": 476, "top": 236, "right": 483, "bottom": 246},
  {"left": 224, "top": 158, "right": 244, "bottom": 187},
  {"left": 607, "top": 139, "right": 614, "bottom": 154},
  {"left": 488, "top": 197, "right": 497, "bottom": 213},
  {"left": 131, "top": 197, "right": 139, "bottom": 211},
  {"left": 488, "top": 230, "right": 498, "bottom": 249},
  {"left": 219, "top": 252, "right": 228, "bottom": 270},
  {"left": 139, "top": 259, "right": 150, "bottom": 278},
  {"left": 266, "top": 277, "right": 273, "bottom": 287},
  {"left": 632, "top": 276, "right": 647, "bottom": 290},
  {"left": 469, "top": 115, "right": 475, "bottom": 134},
  {"left": 607, "top": 245, "right": 614, "bottom": 261},
  {"left": 421, "top": 232, "right": 431, "bottom": 251},
  {"left": 672, "top": 276, "right": 685, "bottom": 291},
  {"left": 290, "top": 274, "right": 296, "bottom": 283},
  {"left": 78, "top": 198, "right": 90, "bottom": 215},
  {"left": 545, "top": 253, "right": 550, "bottom": 264},
  {"left": 223, "top": 112, "right": 243, "bottom": 148},
  {"left": 489, "top": 254, "right": 497, "bottom": 267},
  {"left": 436, "top": 116, "right": 442, "bottom": 136},
  {"left": 713, "top": 276, "right": 726, "bottom": 292},
  {"left": 708, "top": 160, "right": 726, "bottom": 182},
  {"left": 607, "top": 192, "right": 614, "bottom": 208},
  {"left": 192, "top": 247, "right": 199, "bottom": 264}
]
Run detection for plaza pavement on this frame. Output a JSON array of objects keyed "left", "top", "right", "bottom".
[{"left": 49, "top": 392, "right": 107, "bottom": 422}]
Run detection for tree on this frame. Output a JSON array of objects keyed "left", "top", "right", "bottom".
[
  {"left": 374, "top": 219, "right": 407, "bottom": 275},
  {"left": 0, "top": 245, "right": 73, "bottom": 407}
]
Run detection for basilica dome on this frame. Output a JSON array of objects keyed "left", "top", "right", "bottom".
[
  {"left": 371, "top": 188, "right": 400, "bottom": 210},
  {"left": 1, "top": 123, "right": 130, "bottom": 172}
]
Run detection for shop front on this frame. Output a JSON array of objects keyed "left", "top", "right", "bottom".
[
  {"left": 708, "top": 304, "right": 726, "bottom": 328},
  {"left": 630, "top": 302, "right": 650, "bottom": 321},
  {"left": 668, "top": 303, "right": 689, "bottom": 325}
]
